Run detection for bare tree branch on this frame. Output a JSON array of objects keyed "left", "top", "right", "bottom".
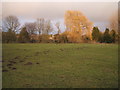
[
  {"left": 25, "top": 22, "right": 36, "bottom": 35},
  {"left": 3, "top": 16, "right": 20, "bottom": 32}
]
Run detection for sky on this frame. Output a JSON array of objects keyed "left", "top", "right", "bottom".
[{"left": 2, "top": 2, "right": 118, "bottom": 33}]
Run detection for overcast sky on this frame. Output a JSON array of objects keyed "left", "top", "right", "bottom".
[{"left": 2, "top": 2, "right": 118, "bottom": 33}]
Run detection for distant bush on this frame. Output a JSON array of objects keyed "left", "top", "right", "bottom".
[
  {"left": 53, "top": 33, "right": 68, "bottom": 43},
  {"left": 82, "top": 35, "right": 91, "bottom": 43},
  {"left": 30, "top": 34, "right": 38, "bottom": 43},
  {"left": 98, "top": 32, "right": 104, "bottom": 43},
  {"left": 66, "top": 31, "right": 83, "bottom": 43},
  {"left": 59, "top": 33, "right": 68, "bottom": 43},
  {"left": 110, "top": 30, "right": 116, "bottom": 43},
  {"left": 92, "top": 27, "right": 100, "bottom": 42},
  {"left": 2, "top": 29, "right": 17, "bottom": 43},
  {"left": 115, "top": 34, "right": 119, "bottom": 43},
  {"left": 53, "top": 34, "right": 60, "bottom": 43},
  {"left": 2, "top": 27, "right": 118, "bottom": 44},
  {"left": 92, "top": 27, "right": 117, "bottom": 43},
  {"left": 38, "top": 34, "right": 52, "bottom": 43},
  {"left": 102, "top": 28, "right": 112, "bottom": 43},
  {"left": 18, "top": 27, "right": 30, "bottom": 43}
]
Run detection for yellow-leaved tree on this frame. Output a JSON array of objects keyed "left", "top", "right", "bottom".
[{"left": 64, "top": 10, "right": 93, "bottom": 43}]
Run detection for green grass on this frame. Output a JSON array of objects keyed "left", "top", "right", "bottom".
[{"left": 2, "top": 43, "right": 118, "bottom": 88}]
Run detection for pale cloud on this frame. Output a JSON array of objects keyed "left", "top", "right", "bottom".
[
  {"left": 2, "top": 2, "right": 118, "bottom": 32},
  {"left": 2, "top": 2, "right": 117, "bottom": 20}
]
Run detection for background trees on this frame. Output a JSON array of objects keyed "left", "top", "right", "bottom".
[
  {"left": 103, "top": 28, "right": 112, "bottom": 43},
  {"left": 35, "top": 18, "right": 45, "bottom": 35},
  {"left": 59, "top": 32, "right": 68, "bottom": 43},
  {"left": 25, "top": 22, "right": 36, "bottom": 35},
  {"left": 38, "top": 34, "right": 51, "bottom": 43},
  {"left": 64, "top": 10, "right": 93, "bottom": 43},
  {"left": 110, "top": 30, "right": 116, "bottom": 43},
  {"left": 2, "top": 29, "right": 16, "bottom": 43},
  {"left": 91, "top": 27, "right": 117, "bottom": 43},
  {"left": 92, "top": 27, "right": 100, "bottom": 42},
  {"left": 2, "top": 10, "right": 118, "bottom": 44},
  {"left": 18, "top": 27, "right": 30, "bottom": 43},
  {"left": 43, "top": 20, "right": 53, "bottom": 35},
  {"left": 55, "top": 22, "right": 61, "bottom": 34},
  {"left": 3, "top": 16, "right": 20, "bottom": 33}
]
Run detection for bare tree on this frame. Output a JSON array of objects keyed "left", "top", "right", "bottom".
[
  {"left": 55, "top": 22, "right": 61, "bottom": 34},
  {"left": 35, "top": 18, "right": 45, "bottom": 35},
  {"left": 3, "top": 16, "right": 20, "bottom": 32},
  {"left": 25, "top": 22, "right": 36, "bottom": 35},
  {"left": 44, "top": 20, "right": 53, "bottom": 34}
]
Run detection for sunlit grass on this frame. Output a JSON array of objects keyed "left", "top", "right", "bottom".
[{"left": 2, "top": 43, "right": 118, "bottom": 88}]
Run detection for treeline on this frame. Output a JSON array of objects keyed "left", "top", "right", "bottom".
[
  {"left": 2, "top": 10, "right": 119, "bottom": 43},
  {"left": 2, "top": 26, "right": 118, "bottom": 43},
  {"left": 92, "top": 27, "right": 118, "bottom": 43}
]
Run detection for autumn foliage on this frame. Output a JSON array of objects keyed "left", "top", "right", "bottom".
[
  {"left": 2, "top": 10, "right": 118, "bottom": 43},
  {"left": 64, "top": 10, "right": 93, "bottom": 43}
]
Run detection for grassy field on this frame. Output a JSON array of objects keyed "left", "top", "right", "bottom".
[{"left": 2, "top": 43, "right": 118, "bottom": 88}]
